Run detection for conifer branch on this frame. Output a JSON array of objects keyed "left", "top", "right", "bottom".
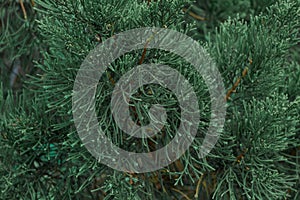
[{"left": 225, "top": 60, "right": 251, "bottom": 101}]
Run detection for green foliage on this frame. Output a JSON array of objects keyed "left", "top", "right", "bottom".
[
  {"left": 0, "top": 87, "right": 62, "bottom": 199},
  {"left": 101, "top": 171, "right": 146, "bottom": 200},
  {"left": 213, "top": 94, "right": 300, "bottom": 199},
  {"left": 0, "top": 0, "right": 43, "bottom": 92},
  {"left": 0, "top": 0, "right": 299, "bottom": 199},
  {"left": 187, "top": 0, "right": 277, "bottom": 41},
  {"left": 208, "top": 0, "right": 300, "bottom": 102}
]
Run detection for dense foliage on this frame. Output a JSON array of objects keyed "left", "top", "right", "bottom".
[{"left": 0, "top": 0, "right": 299, "bottom": 199}]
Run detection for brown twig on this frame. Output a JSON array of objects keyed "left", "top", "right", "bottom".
[
  {"left": 236, "top": 148, "right": 248, "bottom": 163},
  {"left": 225, "top": 64, "right": 250, "bottom": 101},
  {"left": 182, "top": 8, "right": 205, "bottom": 21},
  {"left": 106, "top": 71, "right": 115, "bottom": 86},
  {"left": 236, "top": 153, "right": 244, "bottom": 163},
  {"left": 19, "top": 0, "right": 27, "bottom": 20},
  {"left": 171, "top": 187, "right": 191, "bottom": 200},
  {"left": 174, "top": 159, "right": 184, "bottom": 172},
  {"left": 138, "top": 41, "right": 150, "bottom": 65},
  {"left": 138, "top": 30, "right": 159, "bottom": 64},
  {"left": 194, "top": 174, "right": 205, "bottom": 198}
]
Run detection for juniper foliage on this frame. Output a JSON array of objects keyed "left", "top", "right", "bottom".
[{"left": 0, "top": 0, "right": 299, "bottom": 199}]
